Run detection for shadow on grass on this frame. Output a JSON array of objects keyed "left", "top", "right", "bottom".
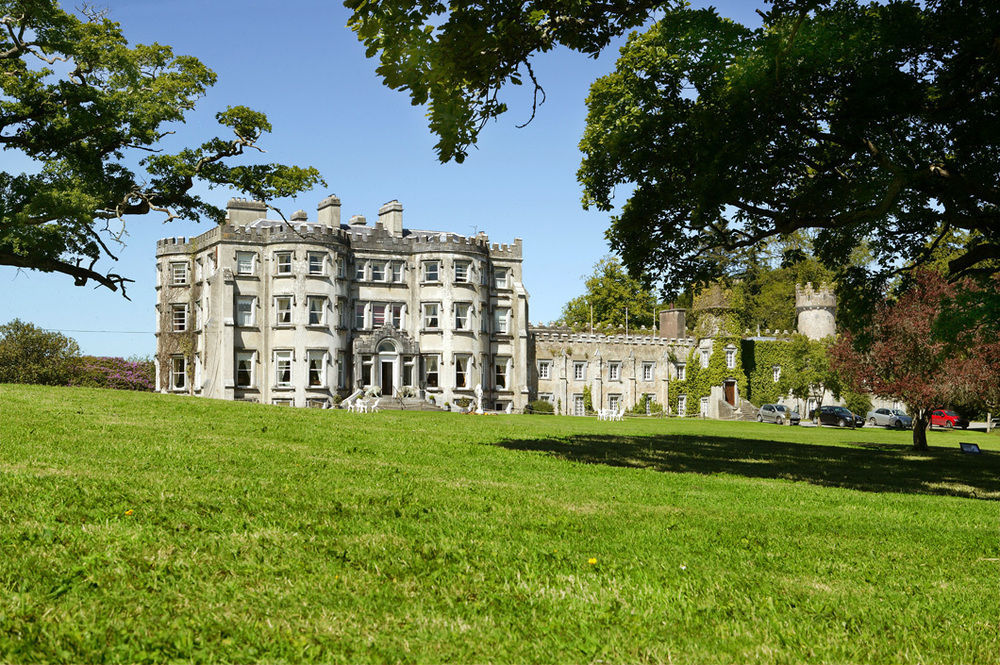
[{"left": 495, "top": 433, "right": 1000, "bottom": 500}]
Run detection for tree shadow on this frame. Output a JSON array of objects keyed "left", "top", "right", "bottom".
[{"left": 494, "top": 433, "right": 1000, "bottom": 500}]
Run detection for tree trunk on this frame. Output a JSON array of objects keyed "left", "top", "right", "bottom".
[{"left": 912, "top": 409, "right": 929, "bottom": 451}]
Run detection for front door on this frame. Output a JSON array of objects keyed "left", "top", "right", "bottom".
[
  {"left": 381, "top": 361, "right": 394, "bottom": 397},
  {"left": 724, "top": 380, "right": 736, "bottom": 406}
]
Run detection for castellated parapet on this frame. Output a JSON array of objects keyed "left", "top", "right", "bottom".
[{"left": 795, "top": 282, "right": 837, "bottom": 340}]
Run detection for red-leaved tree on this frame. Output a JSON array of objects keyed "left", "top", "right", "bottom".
[{"left": 831, "top": 270, "right": 1000, "bottom": 450}]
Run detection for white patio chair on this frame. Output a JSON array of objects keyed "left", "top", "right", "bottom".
[{"left": 370, "top": 398, "right": 381, "bottom": 413}]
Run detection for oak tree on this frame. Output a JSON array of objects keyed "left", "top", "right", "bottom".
[{"left": 559, "top": 256, "right": 660, "bottom": 330}]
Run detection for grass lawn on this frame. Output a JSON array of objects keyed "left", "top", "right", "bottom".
[{"left": 1, "top": 383, "right": 998, "bottom": 663}]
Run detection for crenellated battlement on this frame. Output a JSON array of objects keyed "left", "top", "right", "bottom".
[
  {"left": 530, "top": 326, "right": 695, "bottom": 348},
  {"left": 795, "top": 282, "right": 837, "bottom": 310}
]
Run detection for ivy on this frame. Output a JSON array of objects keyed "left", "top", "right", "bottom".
[
  {"left": 668, "top": 336, "right": 747, "bottom": 415},
  {"left": 743, "top": 339, "right": 794, "bottom": 405}
]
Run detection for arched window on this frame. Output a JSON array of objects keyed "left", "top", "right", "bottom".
[{"left": 377, "top": 339, "right": 397, "bottom": 354}]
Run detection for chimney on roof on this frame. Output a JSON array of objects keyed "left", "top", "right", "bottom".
[
  {"left": 317, "top": 194, "right": 341, "bottom": 227},
  {"left": 290, "top": 209, "right": 308, "bottom": 223},
  {"left": 658, "top": 308, "right": 687, "bottom": 339},
  {"left": 377, "top": 200, "right": 403, "bottom": 237},
  {"left": 226, "top": 198, "right": 267, "bottom": 225},
  {"left": 348, "top": 214, "right": 367, "bottom": 226}
]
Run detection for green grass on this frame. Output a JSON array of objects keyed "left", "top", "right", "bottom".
[{"left": 1, "top": 384, "right": 998, "bottom": 663}]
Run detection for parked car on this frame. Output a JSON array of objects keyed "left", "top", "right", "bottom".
[
  {"left": 866, "top": 407, "right": 912, "bottom": 429},
  {"left": 757, "top": 403, "right": 800, "bottom": 425},
  {"left": 930, "top": 409, "right": 969, "bottom": 429},
  {"left": 810, "top": 405, "right": 865, "bottom": 428}
]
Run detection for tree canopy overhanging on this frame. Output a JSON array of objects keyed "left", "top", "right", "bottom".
[
  {"left": 349, "top": 0, "right": 1000, "bottom": 320},
  {"left": 1, "top": 1, "right": 323, "bottom": 296}
]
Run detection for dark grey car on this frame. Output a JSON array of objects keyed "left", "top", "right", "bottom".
[
  {"left": 757, "top": 403, "right": 800, "bottom": 425},
  {"left": 865, "top": 407, "right": 912, "bottom": 429}
]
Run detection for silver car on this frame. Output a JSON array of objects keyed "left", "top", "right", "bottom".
[
  {"left": 865, "top": 408, "right": 912, "bottom": 429},
  {"left": 757, "top": 403, "right": 800, "bottom": 425}
]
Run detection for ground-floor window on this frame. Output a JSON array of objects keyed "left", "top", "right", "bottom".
[
  {"left": 272, "top": 399, "right": 292, "bottom": 407},
  {"left": 455, "top": 355, "right": 470, "bottom": 388},
  {"left": 609, "top": 394, "right": 621, "bottom": 412},
  {"left": 422, "top": 355, "right": 439, "bottom": 388},
  {"left": 573, "top": 394, "right": 585, "bottom": 416},
  {"left": 170, "top": 355, "right": 186, "bottom": 390},
  {"left": 307, "top": 350, "right": 326, "bottom": 387},
  {"left": 403, "top": 356, "right": 415, "bottom": 387},
  {"left": 274, "top": 350, "right": 293, "bottom": 387},
  {"left": 495, "top": 357, "right": 509, "bottom": 390},
  {"left": 538, "top": 393, "right": 553, "bottom": 403},
  {"left": 700, "top": 397, "right": 709, "bottom": 417},
  {"left": 677, "top": 394, "right": 687, "bottom": 416},
  {"left": 361, "top": 355, "right": 373, "bottom": 387},
  {"left": 236, "top": 351, "right": 254, "bottom": 388}
]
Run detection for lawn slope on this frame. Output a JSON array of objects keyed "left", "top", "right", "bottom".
[{"left": 1, "top": 384, "right": 997, "bottom": 663}]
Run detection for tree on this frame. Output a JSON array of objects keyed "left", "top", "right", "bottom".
[
  {"left": 1, "top": 2, "right": 323, "bottom": 296},
  {"left": 559, "top": 256, "right": 660, "bottom": 330},
  {"left": 778, "top": 334, "right": 840, "bottom": 415},
  {"left": 830, "top": 270, "right": 1000, "bottom": 450},
  {"left": 0, "top": 319, "right": 80, "bottom": 385},
  {"left": 350, "top": 1, "right": 1000, "bottom": 324}
]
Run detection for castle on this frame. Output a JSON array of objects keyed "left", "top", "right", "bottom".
[{"left": 154, "top": 196, "right": 837, "bottom": 416}]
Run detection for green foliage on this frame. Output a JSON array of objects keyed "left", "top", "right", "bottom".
[
  {"left": 668, "top": 338, "right": 746, "bottom": 415},
  {"left": 527, "top": 399, "right": 554, "bottom": 414},
  {"left": 742, "top": 339, "right": 793, "bottom": 406},
  {"left": 844, "top": 391, "right": 873, "bottom": 418},
  {"left": 0, "top": 3, "right": 324, "bottom": 295},
  {"left": 628, "top": 394, "right": 663, "bottom": 416},
  {"left": 779, "top": 334, "right": 840, "bottom": 404},
  {"left": 560, "top": 256, "right": 660, "bottom": 330},
  {"left": 0, "top": 319, "right": 80, "bottom": 385},
  {"left": 582, "top": 384, "right": 593, "bottom": 413},
  {"left": 2, "top": 384, "right": 999, "bottom": 661}
]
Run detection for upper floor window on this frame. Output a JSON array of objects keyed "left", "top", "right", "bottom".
[
  {"left": 677, "top": 364, "right": 686, "bottom": 381},
  {"left": 170, "top": 261, "right": 189, "bottom": 286},
  {"left": 454, "top": 261, "right": 470, "bottom": 283},
  {"left": 236, "top": 296, "right": 256, "bottom": 327},
  {"left": 336, "top": 256, "right": 346, "bottom": 278},
  {"left": 494, "top": 268, "right": 508, "bottom": 289},
  {"left": 538, "top": 360, "right": 552, "bottom": 380},
  {"left": 700, "top": 349, "right": 710, "bottom": 368},
  {"left": 480, "top": 261, "right": 488, "bottom": 285},
  {"left": 307, "top": 296, "right": 326, "bottom": 326},
  {"left": 725, "top": 348, "right": 736, "bottom": 370},
  {"left": 171, "top": 304, "right": 188, "bottom": 332},
  {"left": 608, "top": 361, "right": 621, "bottom": 381},
  {"left": 454, "top": 302, "right": 471, "bottom": 330},
  {"left": 573, "top": 362, "right": 586, "bottom": 381},
  {"left": 355, "top": 260, "right": 367, "bottom": 281},
  {"left": 391, "top": 261, "right": 404, "bottom": 282},
  {"left": 275, "top": 296, "right": 293, "bottom": 326},
  {"left": 275, "top": 252, "right": 292, "bottom": 275},
  {"left": 643, "top": 362, "right": 655, "bottom": 381},
  {"left": 391, "top": 303, "right": 404, "bottom": 328},
  {"left": 307, "top": 252, "right": 325, "bottom": 276},
  {"left": 355, "top": 302, "right": 367, "bottom": 329},
  {"left": 423, "top": 260, "right": 440, "bottom": 282},
  {"left": 371, "top": 262, "right": 386, "bottom": 282},
  {"left": 236, "top": 251, "right": 255, "bottom": 275},
  {"left": 372, "top": 303, "right": 386, "bottom": 327},
  {"left": 422, "top": 302, "right": 440, "bottom": 329},
  {"left": 493, "top": 307, "right": 510, "bottom": 334}
]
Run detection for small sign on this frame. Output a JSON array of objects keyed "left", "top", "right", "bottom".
[{"left": 960, "top": 442, "right": 981, "bottom": 454}]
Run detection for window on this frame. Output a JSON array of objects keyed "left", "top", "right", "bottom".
[
  {"left": 700, "top": 349, "right": 710, "bottom": 369},
  {"left": 236, "top": 296, "right": 255, "bottom": 327},
  {"left": 573, "top": 362, "right": 586, "bottom": 381},
  {"left": 495, "top": 357, "right": 509, "bottom": 390},
  {"left": 454, "top": 260, "right": 470, "bottom": 283},
  {"left": 422, "top": 302, "right": 440, "bottom": 329},
  {"left": 307, "top": 252, "right": 325, "bottom": 275},
  {"left": 423, "top": 260, "right": 440, "bottom": 282},
  {"left": 372, "top": 303, "right": 386, "bottom": 327},
  {"left": 355, "top": 302, "right": 367, "bottom": 329},
  {"left": 170, "top": 262, "right": 189, "bottom": 286},
  {"left": 677, "top": 394, "right": 687, "bottom": 416},
  {"left": 494, "top": 268, "right": 508, "bottom": 289},
  {"left": 274, "top": 350, "right": 292, "bottom": 387},
  {"left": 194, "top": 259, "right": 203, "bottom": 283},
  {"left": 170, "top": 355, "right": 187, "bottom": 390},
  {"left": 700, "top": 397, "right": 710, "bottom": 417},
  {"left": 455, "top": 355, "right": 469, "bottom": 388},
  {"left": 643, "top": 362, "right": 655, "bottom": 381},
  {"left": 773, "top": 365, "right": 782, "bottom": 382},
  {"left": 422, "top": 355, "right": 439, "bottom": 388},
  {"left": 355, "top": 260, "right": 367, "bottom": 281},
  {"left": 539, "top": 393, "right": 553, "bottom": 403},
  {"left": 307, "top": 296, "right": 326, "bottom": 326},
  {"left": 454, "top": 302, "right": 471, "bottom": 330},
  {"left": 171, "top": 304, "right": 188, "bottom": 332},
  {"left": 609, "top": 394, "right": 621, "bottom": 412},
  {"left": 480, "top": 261, "right": 488, "bottom": 285},
  {"left": 337, "top": 352, "right": 346, "bottom": 389},
  {"left": 403, "top": 356, "right": 415, "bottom": 387},
  {"left": 371, "top": 262, "right": 386, "bottom": 281},
  {"left": 336, "top": 256, "right": 345, "bottom": 278},
  {"left": 677, "top": 364, "right": 686, "bottom": 381},
  {"left": 480, "top": 305, "right": 488, "bottom": 332},
  {"left": 608, "top": 362, "right": 621, "bottom": 381},
  {"left": 538, "top": 360, "right": 552, "bottom": 380},
  {"left": 494, "top": 307, "right": 509, "bottom": 334},
  {"left": 573, "top": 394, "right": 585, "bottom": 416},
  {"left": 236, "top": 351, "right": 254, "bottom": 388},
  {"left": 391, "top": 261, "right": 404, "bottom": 282},
  {"left": 275, "top": 296, "right": 293, "bottom": 325},
  {"left": 390, "top": 303, "right": 404, "bottom": 328},
  {"left": 725, "top": 348, "right": 736, "bottom": 370},
  {"left": 307, "top": 350, "right": 326, "bottom": 387},
  {"left": 275, "top": 252, "right": 292, "bottom": 275},
  {"left": 361, "top": 355, "right": 373, "bottom": 386}
]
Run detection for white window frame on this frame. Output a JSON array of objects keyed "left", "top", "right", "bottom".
[
  {"left": 701, "top": 349, "right": 710, "bottom": 369},
  {"left": 372, "top": 302, "right": 387, "bottom": 328},
  {"left": 336, "top": 256, "right": 346, "bottom": 278},
  {"left": 677, "top": 394, "right": 687, "bottom": 416},
  {"left": 494, "top": 268, "right": 508, "bottom": 289},
  {"left": 170, "top": 261, "right": 189, "bottom": 286},
  {"left": 642, "top": 362, "right": 655, "bottom": 382},
  {"left": 454, "top": 260, "right": 470, "bottom": 283},
  {"left": 494, "top": 357, "right": 510, "bottom": 390},
  {"left": 390, "top": 303, "right": 404, "bottom": 329},
  {"left": 608, "top": 361, "right": 621, "bottom": 381},
  {"left": 337, "top": 352, "right": 346, "bottom": 389},
  {"left": 422, "top": 302, "right": 440, "bottom": 329},
  {"left": 773, "top": 365, "right": 782, "bottom": 383},
  {"left": 538, "top": 360, "right": 552, "bottom": 380},
  {"left": 573, "top": 394, "right": 585, "bottom": 416},
  {"left": 493, "top": 307, "right": 510, "bottom": 334},
  {"left": 391, "top": 261, "right": 404, "bottom": 283},
  {"left": 573, "top": 362, "right": 586, "bottom": 381},
  {"left": 275, "top": 251, "right": 293, "bottom": 275},
  {"left": 423, "top": 260, "right": 440, "bottom": 283},
  {"left": 539, "top": 393, "right": 554, "bottom": 403},
  {"left": 677, "top": 364, "right": 686, "bottom": 381},
  {"left": 609, "top": 394, "right": 621, "bottom": 412},
  {"left": 454, "top": 302, "right": 471, "bottom": 330},
  {"left": 275, "top": 296, "right": 293, "bottom": 326},
  {"left": 307, "top": 296, "right": 326, "bottom": 326},
  {"left": 169, "top": 355, "right": 187, "bottom": 390},
  {"left": 371, "top": 261, "right": 386, "bottom": 282},
  {"left": 274, "top": 350, "right": 293, "bottom": 388},
  {"left": 725, "top": 347, "right": 736, "bottom": 370},
  {"left": 307, "top": 251, "right": 326, "bottom": 276},
  {"left": 236, "top": 296, "right": 256, "bottom": 327},
  {"left": 700, "top": 396, "right": 710, "bottom": 417},
  {"left": 306, "top": 349, "right": 327, "bottom": 388},
  {"left": 355, "top": 259, "right": 367, "bottom": 281},
  {"left": 171, "top": 303, "right": 188, "bottom": 332},
  {"left": 454, "top": 354, "right": 470, "bottom": 389},
  {"left": 422, "top": 354, "right": 440, "bottom": 388},
  {"left": 235, "top": 350, "right": 255, "bottom": 388}
]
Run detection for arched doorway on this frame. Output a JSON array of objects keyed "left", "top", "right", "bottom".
[{"left": 377, "top": 339, "right": 398, "bottom": 397}]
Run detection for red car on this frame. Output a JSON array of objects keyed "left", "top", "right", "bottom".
[{"left": 930, "top": 409, "right": 969, "bottom": 429}]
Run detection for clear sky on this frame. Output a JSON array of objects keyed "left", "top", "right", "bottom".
[{"left": 0, "top": 0, "right": 763, "bottom": 357}]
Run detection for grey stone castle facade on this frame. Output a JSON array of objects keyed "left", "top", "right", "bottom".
[{"left": 155, "top": 196, "right": 837, "bottom": 416}]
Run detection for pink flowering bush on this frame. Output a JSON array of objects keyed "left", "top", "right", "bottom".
[{"left": 70, "top": 356, "right": 155, "bottom": 391}]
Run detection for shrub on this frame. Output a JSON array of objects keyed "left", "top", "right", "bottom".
[
  {"left": 454, "top": 397, "right": 472, "bottom": 408},
  {"left": 628, "top": 394, "right": 664, "bottom": 415},
  {"left": 70, "top": 356, "right": 155, "bottom": 391},
  {"left": 528, "top": 400, "right": 555, "bottom": 414},
  {"left": 0, "top": 319, "right": 80, "bottom": 385},
  {"left": 844, "top": 391, "right": 873, "bottom": 417}
]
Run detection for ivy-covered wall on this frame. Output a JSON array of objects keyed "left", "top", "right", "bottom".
[
  {"left": 667, "top": 336, "right": 748, "bottom": 415},
  {"left": 742, "top": 339, "right": 793, "bottom": 405}
]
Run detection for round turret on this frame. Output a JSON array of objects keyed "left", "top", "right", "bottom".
[{"left": 795, "top": 283, "right": 837, "bottom": 340}]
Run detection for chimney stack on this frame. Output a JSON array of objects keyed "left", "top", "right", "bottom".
[
  {"left": 317, "top": 194, "right": 341, "bottom": 227},
  {"left": 226, "top": 198, "right": 267, "bottom": 225},
  {"left": 377, "top": 200, "right": 403, "bottom": 237},
  {"left": 658, "top": 308, "right": 687, "bottom": 339}
]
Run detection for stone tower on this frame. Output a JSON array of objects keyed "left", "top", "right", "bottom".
[{"left": 795, "top": 283, "right": 836, "bottom": 340}]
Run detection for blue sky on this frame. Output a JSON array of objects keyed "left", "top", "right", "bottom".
[{"left": 0, "top": 0, "right": 763, "bottom": 357}]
